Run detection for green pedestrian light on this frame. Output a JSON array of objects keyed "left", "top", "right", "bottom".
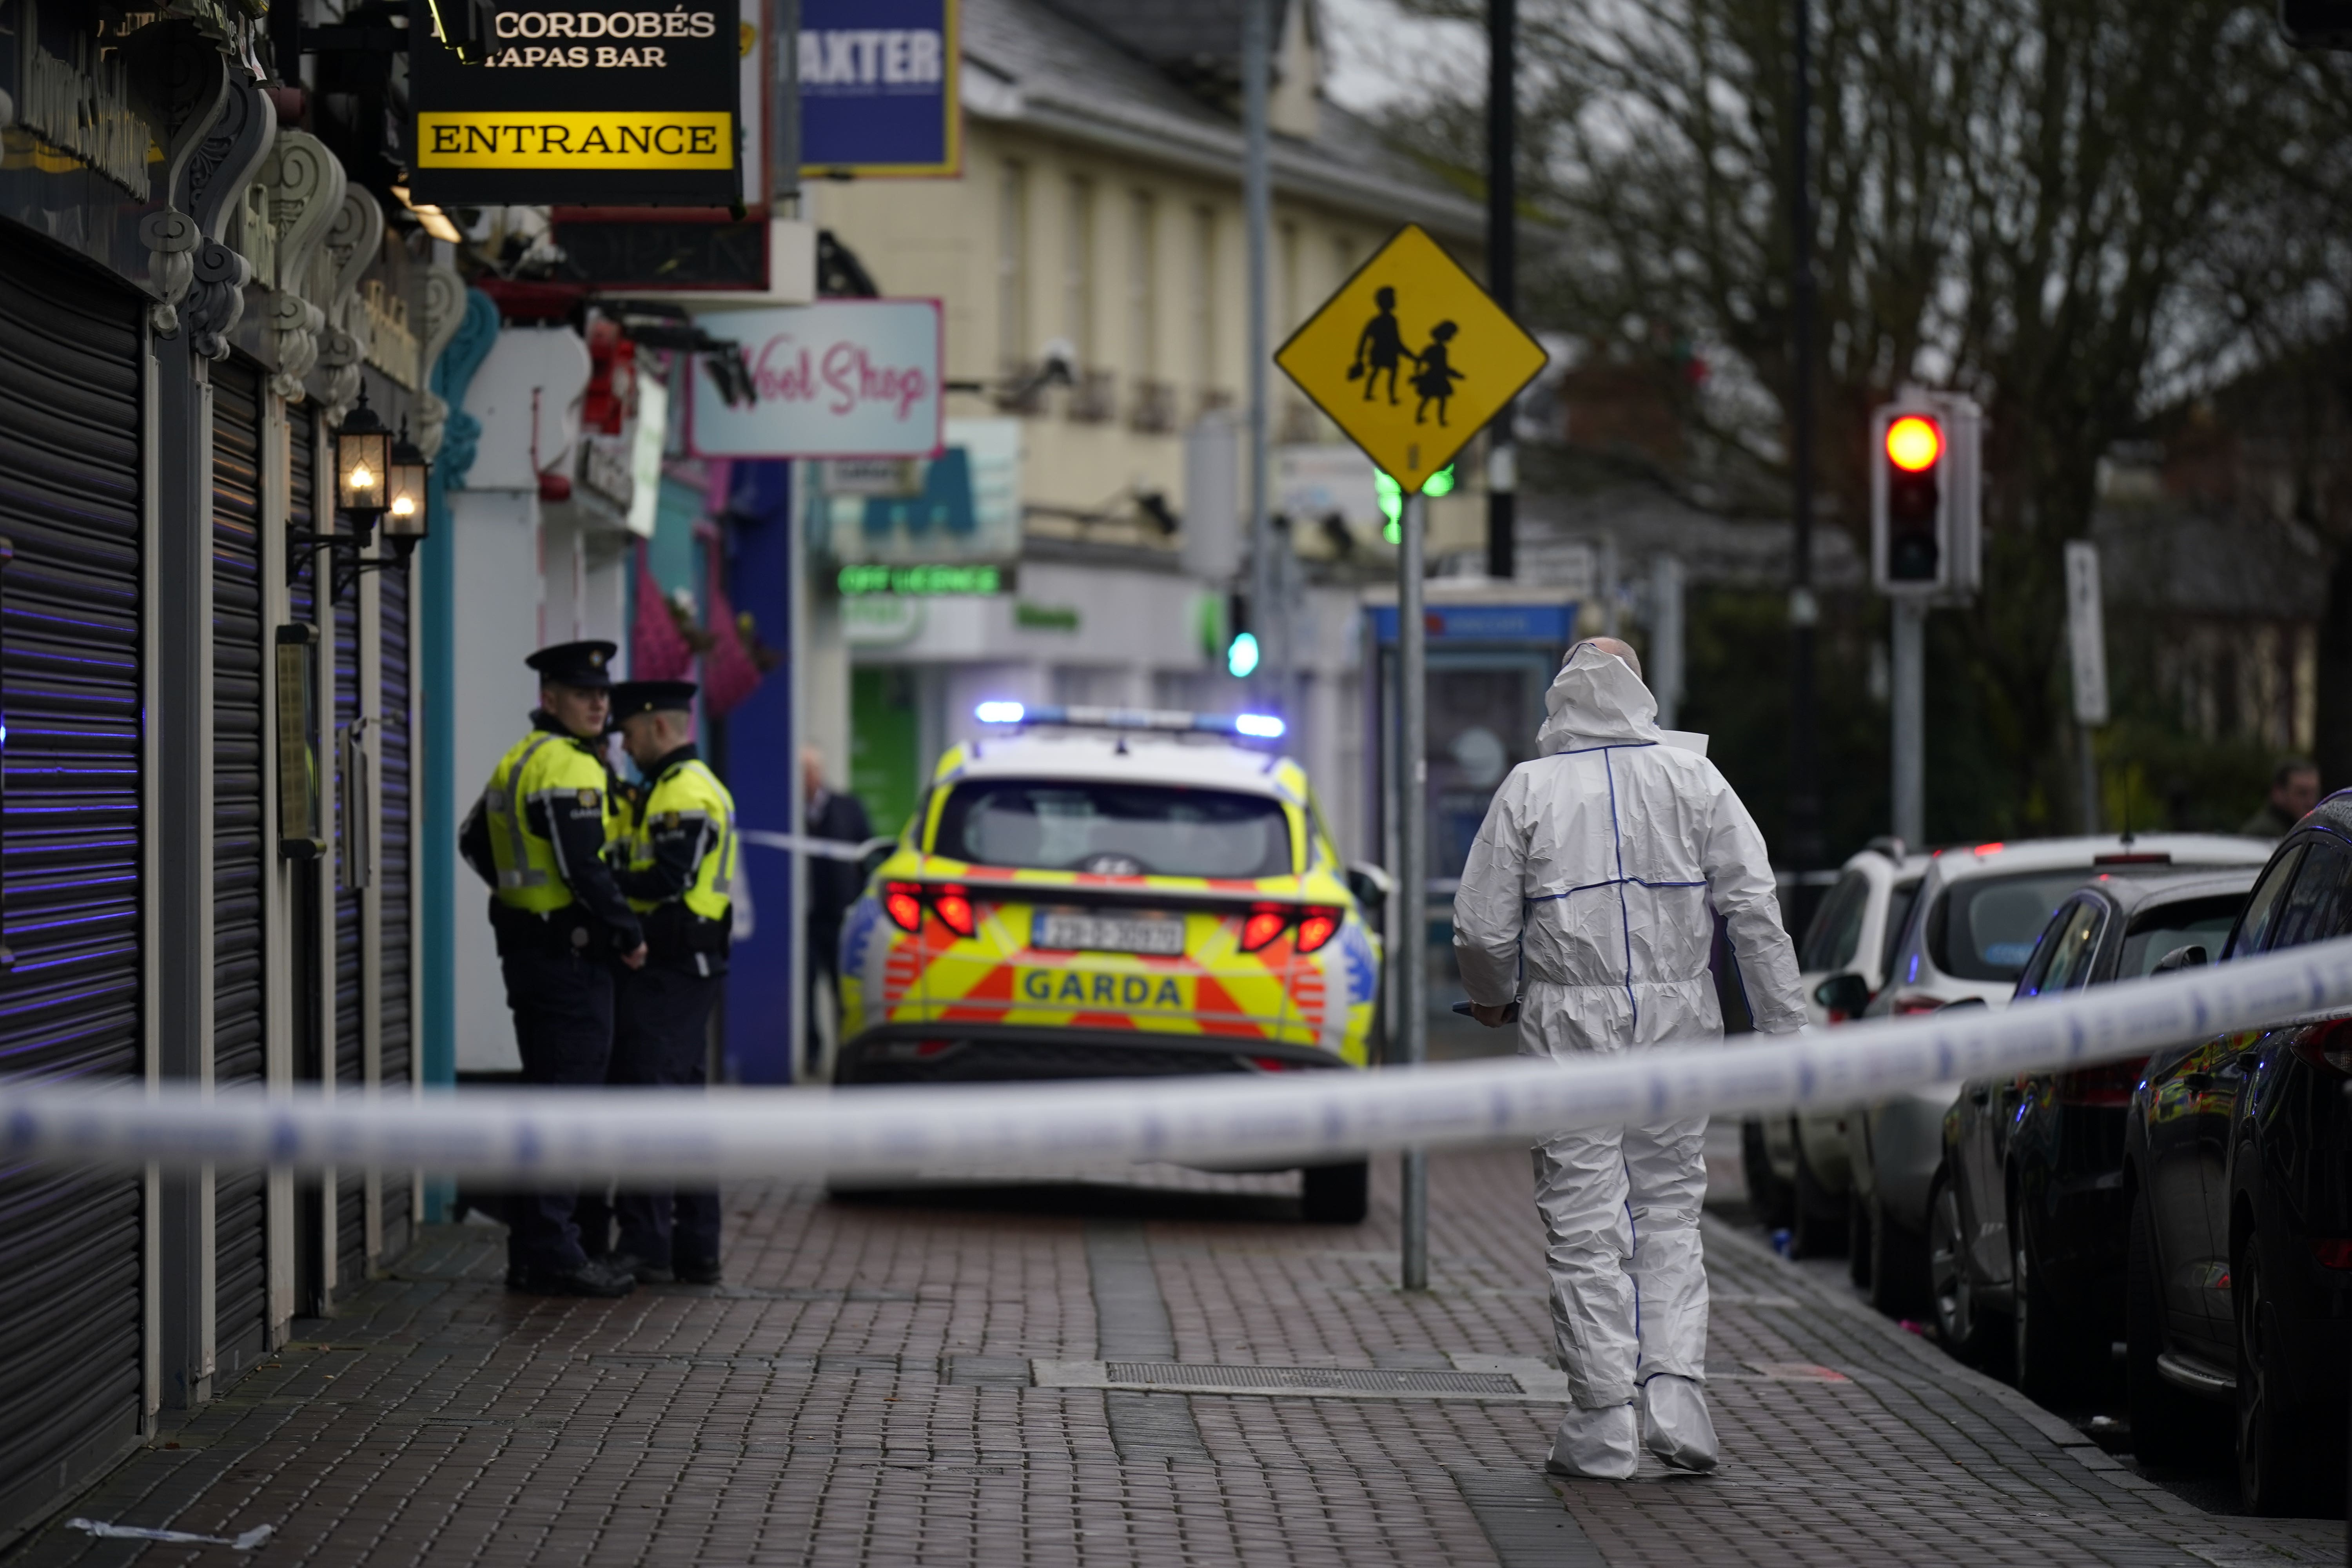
[
  {"left": 1376, "top": 465, "right": 1452, "bottom": 544},
  {"left": 1227, "top": 631, "right": 1261, "bottom": 679}
]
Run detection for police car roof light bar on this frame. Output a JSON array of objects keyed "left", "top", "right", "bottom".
[{"left": 971, "top": 702, "right": 1286, "bottom": 741}]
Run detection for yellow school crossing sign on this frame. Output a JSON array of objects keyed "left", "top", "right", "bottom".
[{"left": 1275, "top": 224, "right": 1549, "bottom": 492}]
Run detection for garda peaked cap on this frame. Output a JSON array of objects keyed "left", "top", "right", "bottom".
[
  {"left": 526, "top": 640, "right": 619, "bottom": 690},
  {"left": 610, "top": 680, "right": 699, "bottom": 719}
]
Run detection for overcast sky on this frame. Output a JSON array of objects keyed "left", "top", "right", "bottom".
[{"left": 1318, "top": 0, "right": 1483, "bottom": 113}]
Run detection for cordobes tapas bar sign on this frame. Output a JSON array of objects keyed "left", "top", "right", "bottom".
[{"left": 408, "top": 0, "right": 742, "bottom": 205}]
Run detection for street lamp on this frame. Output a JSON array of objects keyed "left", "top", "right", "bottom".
[
  {"left": 383, "top": 424, "right": 430, "bottom": 559},
  {"left": 294, "top": 390, "right": 432, "bottom": 598},
  {"left": 334, "top": 386, "right": 392, "bottom": 526}
]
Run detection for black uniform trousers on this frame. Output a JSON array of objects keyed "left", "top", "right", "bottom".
[
  {"left": 500, "top": 944, "right": 615, "bottom": 1274},
  {"left": 609, "top": 961, "right": 723, "bottom": 1269}
]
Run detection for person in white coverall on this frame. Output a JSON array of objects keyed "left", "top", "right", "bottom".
[{"left": 1454, "top": 638, "right": 1807, "bottom": 1479}]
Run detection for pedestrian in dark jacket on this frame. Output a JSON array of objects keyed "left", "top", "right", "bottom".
[{"left": 804, "top": 747, "right": 873, "bottom": 1073}]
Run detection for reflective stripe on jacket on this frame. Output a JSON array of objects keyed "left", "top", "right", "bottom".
[
  {"left": 625, "top": 757, "right": 737, "bottom": 924},
  {"left": 482, "top": 726, "right": 613, "bottom": 915}
]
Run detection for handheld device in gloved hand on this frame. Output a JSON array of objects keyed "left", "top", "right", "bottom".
[{"left": 1451, "top": 999, "right": 1521, "bottom": 1024}]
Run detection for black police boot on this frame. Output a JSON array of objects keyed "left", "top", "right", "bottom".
[
  {"left": 516, "top": 1256, "right": 637, "bottom": 1298},
  {"left": 608, "top": 1252, "right": 676, "bottom": 1285},
  {"left": 674, "top": 1256, "right": 722, "bottom": 1286}
]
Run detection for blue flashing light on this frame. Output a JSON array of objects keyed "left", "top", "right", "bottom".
[
  {"left": 1227, "top": 631, "right": 1261, "bottom": 679},
  {"left": 1234, "top": 713, "right": 1286, "bottom": 739},
  {"left": 974, "top": 701, "right": 1026, "bottom": 725}
]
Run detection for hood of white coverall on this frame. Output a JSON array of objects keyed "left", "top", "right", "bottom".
[{"left": 1450, "top": 642, "right": 1808, "bottom": 1054}]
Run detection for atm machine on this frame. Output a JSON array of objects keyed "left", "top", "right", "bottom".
[{"left": 1365, "top": 584, "right": 1581, "bottom": 1061}]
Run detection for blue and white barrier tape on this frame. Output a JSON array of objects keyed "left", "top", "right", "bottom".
[{"left": 4, "top": 936, "right": 2348, "bottom": 1181}]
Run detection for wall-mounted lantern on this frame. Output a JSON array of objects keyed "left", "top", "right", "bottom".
[
  {"left": 274, "top": 623, "right": 325, "bottom": 861},
  {"left": 292, "top": 386, "right": 431, "bottom": 600}
]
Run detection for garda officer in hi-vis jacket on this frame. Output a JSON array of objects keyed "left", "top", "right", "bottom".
[
  {"left": 601, "top": 679, "right": 736, "bottom": 1285},
  {"left": 459, "top": 640, "right": 646, "bottom": 1299}
]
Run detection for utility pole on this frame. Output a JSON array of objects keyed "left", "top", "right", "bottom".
[
  {"left": 1398, "top": 490, "right": 1429, "bottom": 1292},
  {"left": 1485, "top": 0, "right": 1516, "bottom": 580},
  {"left": 1242, "top": 0, "right": 1278, "bottom": 717},
  {"left": 1787, "top": 0, "right": 1823, "bottom": 881}
]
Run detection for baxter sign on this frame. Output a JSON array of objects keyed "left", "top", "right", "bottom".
[
  {"left": 690, "top": 301, "right": 944, "bottom": 459},
  {"left": 407, "top": 0, "right": 741, "bottom": 206}
]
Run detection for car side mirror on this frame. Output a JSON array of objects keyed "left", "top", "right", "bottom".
[
  {"left": 2152, "top": 943, "right": 2208, "bottom": 974},
  {"left": 1812, "top": 972, "right": 1871, "bottom": 1020},
  {"left": 1347, "top": 861, "right": 1392, "bottom": 915}
]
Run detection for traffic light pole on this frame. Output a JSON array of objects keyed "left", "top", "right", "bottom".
[
  {"left": 1242, "top": 0, "right": 1277, "bottom": 719},
  {"left": 1788, "top": 0, "right": 1824, "bottom": 878},
  {"left": 1399, "top": 490, "right": 1429, "bottom": 1293},
  {"left": 1485, "top": 0, "right": 1516, "bottom": 580},
  {"left": 1892, "top": 599, "right": 1924, "bottom": 847}
]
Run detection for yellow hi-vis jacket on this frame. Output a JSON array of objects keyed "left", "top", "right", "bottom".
[
  {"left": 616, "top": 745, "right": 736, "bottom": 969},
  {"left": 459, "top": 714, "right": 643, "bottom": 950}
]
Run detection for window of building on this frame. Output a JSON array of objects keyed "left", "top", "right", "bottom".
[
  {"left": 999, "top": 162, "right": 1028, "bottom": 369},
  {"left": 1129, "top": 191, "right": 1158, "bottom": 379},
  {"left": 1065, "top": 175, "right": 1095, "bottom": 363},
  {"left": 1191, "top": 204, "right": 1219, "bottom": 400}
]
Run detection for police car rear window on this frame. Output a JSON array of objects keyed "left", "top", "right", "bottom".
[
  {"left": 935, "top": 781, "right": 1293, "bottom": 879},
  {"left": 1930, "top": 870, "right": 2107, "bottom": 983}
]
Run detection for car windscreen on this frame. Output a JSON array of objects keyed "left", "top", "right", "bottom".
[
  {"left": 2118, "top": 895, "right": 2247, "bottom": 978},
  {"left": 1881, "top": 879, "right": 1922, "bottom": 978},
  {"left": 933, "top": 780, "right": 1294, "bottom": 879},
  {"left": 1931, "top": 870, "right": 2116, "bottom": 984}
]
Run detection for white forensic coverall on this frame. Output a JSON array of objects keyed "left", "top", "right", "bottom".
[{"left": 1453, "top": 643, "right": 1806, "bottom": 1478}]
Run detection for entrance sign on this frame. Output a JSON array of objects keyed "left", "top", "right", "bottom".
[
  {"left": 2064, "top": 540, "right": 2109, "bottom": 727},
  {"left": 688, "top": 299, "right": 945, "bottom": 459},
  {"left": 408, "top": 0, "right": 742, "bottom": 206},
  {"left": 799, "top": 0, "right": 961, "bottom": 176},
  {"left": 1275, "top": 224, "right": 1548, "bottom": 493}
]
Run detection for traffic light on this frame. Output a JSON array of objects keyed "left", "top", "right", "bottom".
[
  {"left": 1871, "top": 393, "right": 1981, "bottom": 598},
  {"left": 1226, "top": 590, "right": 1259, "bottom": 678}
]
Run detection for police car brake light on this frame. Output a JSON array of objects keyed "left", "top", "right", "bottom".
[
  {"left": 1294, "top": 907, "right": 1341, "bottom": 953},
  {"left": 884, "top": 882, "right": 925, "bottom": 934},
  {"left": 1239, "top": 907, "right": 1290, "bottom": 953},
  {"left": 930, "top": 885, "right": 978, "bottom": 938}
]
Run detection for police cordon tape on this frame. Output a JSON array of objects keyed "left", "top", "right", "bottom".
[{"left": 5, "top": 934, "right": 2349, "bottom": 1181}]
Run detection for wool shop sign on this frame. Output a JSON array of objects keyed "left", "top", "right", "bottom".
[{"left": 407, "top": 0, "right": 741, "bottom": 205}]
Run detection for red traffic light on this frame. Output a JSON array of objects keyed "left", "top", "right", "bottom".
[{"left": 1886, "top": 416, "right": 1943, "bottom": 472}]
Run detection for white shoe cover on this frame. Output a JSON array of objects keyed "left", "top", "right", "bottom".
[
  {"left": 1545, "top": 1402, "right": 1639, "bottom": 1479},
  {"left": 1641, "top": 1374, "right": 1719, "bottom": 1472}
]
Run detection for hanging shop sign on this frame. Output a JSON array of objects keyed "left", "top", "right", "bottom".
[
  {"left": 407, "top": 0, "right": 743, "bottom": 207},
  {"left": 688, "top": 299, "right": 944, "bottom": 459},
  {"left": 799, "top": 0, "right": 960, "bottom": 177}
]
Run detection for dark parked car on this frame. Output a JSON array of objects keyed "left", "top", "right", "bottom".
[
  {"left": 2125, "top": 794, "right": 2352, "bottom": 1514},
  {"left": 1932, "top": 869, "right": 2254, "bottom": 1401}
]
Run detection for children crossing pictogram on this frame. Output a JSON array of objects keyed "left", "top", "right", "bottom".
[{"left": 1278, "top": 223, "right": 1548, "bottom": 492}]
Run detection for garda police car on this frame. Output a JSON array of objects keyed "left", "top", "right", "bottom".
[{"left": 835, "top": 703, "right": 1385, "bottom": 1220}]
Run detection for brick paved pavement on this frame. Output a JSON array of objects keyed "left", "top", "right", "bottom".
[{"left": 5, "top": 1143, "right": 2341, "bottom": 1566}]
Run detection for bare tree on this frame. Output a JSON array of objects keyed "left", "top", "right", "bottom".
[{"left": 1397, "top": 0, "right": 2313, "bottom": 821}]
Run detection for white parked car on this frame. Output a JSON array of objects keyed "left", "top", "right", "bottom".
[
  {"left": 1740, "top": 840, "right": 1929, "bottom": 1256},
  {"left": 1847, "top": 833, "right": 2274, "bottom": 1314}
]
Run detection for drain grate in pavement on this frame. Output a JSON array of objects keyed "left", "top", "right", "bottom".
[{"left": 1103, "top": 1362, "right": 1523, "bottom": 1396}]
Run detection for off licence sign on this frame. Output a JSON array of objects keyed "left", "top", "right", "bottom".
[
  {"left": 408, "top": 0, "right": 741, "bottom": 206},
  {"left": 1274, "top": 224, "right": 1548, "bottom": 492}
]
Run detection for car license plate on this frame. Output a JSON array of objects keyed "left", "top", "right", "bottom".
[{"left": 1033, "top": 910, "right": 1185, "bottom": 956}]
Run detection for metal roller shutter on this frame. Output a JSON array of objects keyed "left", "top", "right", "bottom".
[
  {"left": 334, "top": 579, "right": 363, "bottom": 1291},
  {"left": 210, "top": 361, "right": 268, "bottom": 1378},
  {"left": 287, "top": 409, "right": 327, "bottom": 1315},
  {"left": 377, "top": 566, "right": 412, "bottom": 1252},
  {"left": 0, "top": 229, "right": 145, "bottom": 1536}
]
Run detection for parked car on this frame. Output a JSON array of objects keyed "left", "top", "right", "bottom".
[
  {"left": 1849, "top": 835, "right": 2274, "bottom": 1315},
  {"left": 1742, "top": 840, "right": 1929, "bottom": 1257},
  {"left": 1931, "top": 869, "right": 2255, "bottom": 1399},
  {"left": 2125, "top": 797, "right": 2352, "bottom": 1514}
]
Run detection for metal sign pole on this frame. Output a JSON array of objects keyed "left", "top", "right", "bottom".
[
  {"left": 1242, "top": 0, "right": 1274, "bottom": 715},
  {"left": 1399, "top": 491, "right": 1429, "bottom": 1291},
  {"left": 1891, "top": 598, "right": 1924, "bottom": 847}
]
